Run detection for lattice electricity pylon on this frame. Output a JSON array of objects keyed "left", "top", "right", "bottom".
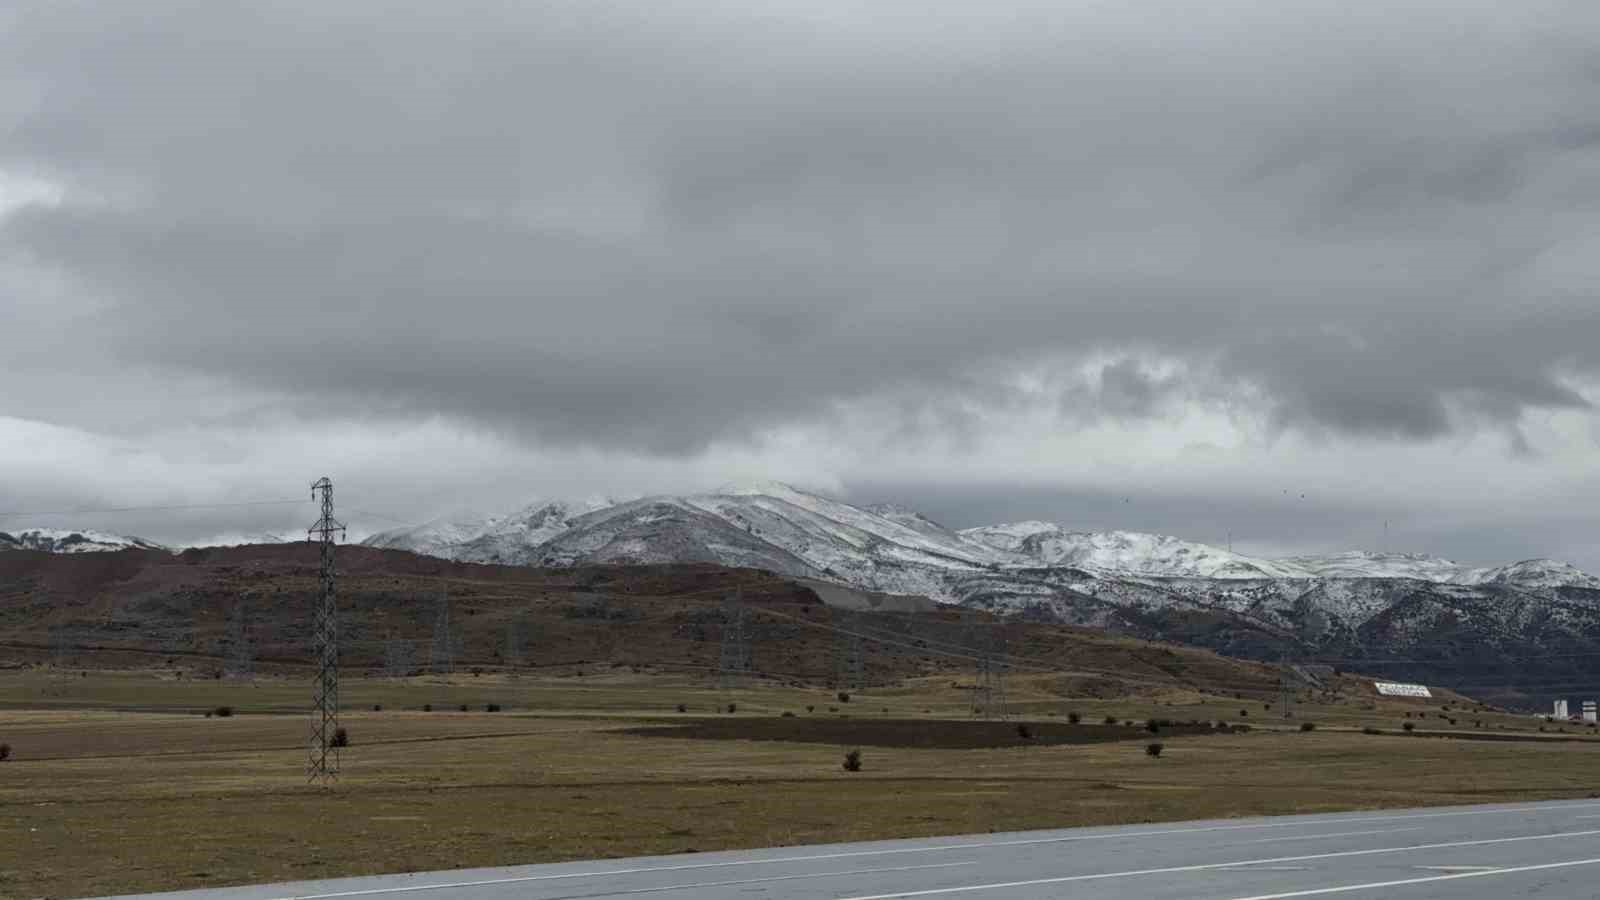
[
  {"left": 307, "top": 476, "right": 346, "bottom": 785},
  {"left": 967, "top": 614, "right": 1009, "bottom": 720},
  {"left": 717, "top": 595, "right": 751, "bottom": 689},
  {"left": 383, "top": 631, "right": 415, "bottom": 678},
  {"left": 224, "top": 597, "right": 254, "bottom": 680},
  {"left": 503, "top": 615, "right": 530, "bottom": 668},
  {"left": 429, "top": 591, "right": 455, "bottom": 675}
]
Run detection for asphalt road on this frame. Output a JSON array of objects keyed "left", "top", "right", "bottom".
[{"left": 101, "top": 799, "right": 1600, "bottom": 900}]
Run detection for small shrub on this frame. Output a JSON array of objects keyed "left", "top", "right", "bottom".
[
  {"left": 1016, "top": 723, "right": 1033, "bottom": 740},
  {"left": 423, "top": 703, "right": 433, "bottom": 712},
  {"left": 486, "top": 703, "right": 501, "bottom": 712},
  {"left": 1103, "top": 715, "right": 1119, "bottom": 725},
  {"left": 806, "top": 705, "right": 815, "bottom": 713},
  {"left": 843, "top": 749, "right": 862, "bottom": 772},
  {"left": 728, "top": 703, "right": 740, "bottom": 714},
  {"left": 782, "top": 711, "right": 795, "bottom": 718},
  {"left": 1067, "top": 712, "right": 1081, "bottom": 724},
  {"left": 1363, "top": 726, "right": 1382, "bottom": 735},
  {"left": 677, "top": 703, "right": 688, "bottom": 713},
  {"left": 372, "top": 704, "right": 383, "bottom": 712},
  {"left": 329, "top": 727, "right": 349, "bottom": 748},
  {"left": 1215, "top": 720, "right": 1228, "bottom": 730},
  {"left": 828, "top": 706, "right": 839, "bottom": 713},
  {"left": 0, "top": 743, "right": 9, "bottom": 761},
  {"left": 838, "top": 692, "right": 851, "bottom": 704},
  {"left": 1300, "top": 722, "right": 1316, "bottom": 732},
  {"left": 1402, "top": 721, "right": 1415, "bottom": 732},
  {"left": 1145, "top": 742, "right": 1164, "bottom": 757},
  {"left": 458, "top": 703, "right": 469, "bottom": 712},
  {"left": 1239, "top": 709, "right": 1248, "bottom": 718},
  {"left": 1145, "top": 719, "right": 1161, "bottom": 733},
  {"left": 213, "top": 705, "right": 234, "bottom": 718},
  {"left": 1447, "top": 717, "right": 1456, "bottom": 725}
]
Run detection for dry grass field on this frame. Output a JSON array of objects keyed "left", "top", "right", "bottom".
[{"left": 3, "top": 667, "right": 1598, "bottom": 899}]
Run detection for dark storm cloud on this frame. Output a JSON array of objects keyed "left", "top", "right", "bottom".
[{"left": 4, "top": 0, "right": 1600, "bottom": 454}]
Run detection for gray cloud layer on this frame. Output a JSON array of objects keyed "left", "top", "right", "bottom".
[{"left": 4, "top": 1, "right": 1600, "bottom": 564}]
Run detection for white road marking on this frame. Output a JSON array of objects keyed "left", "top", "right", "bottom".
[
  {"left": 272, "top": 862, "right": 973, "bottom": 900},
  {"left": 831, "top": 828, "right": 1600, "bottom": 899},
  {"left": 1411, "top": 865, "right": 1500, "bottom": 871},
  {"left": 531, "top": 861, "right": 979, "bottom": 899},
  {"left": 1240, "top": 828, "right": 1420, "bottom": 844},
  {"left": 267, "top": 802, "right": 1600, "bottom": 899},
  {"left": 1215, "top": 866, "right": 1311, "bottom": 872},
  {"left": 1226, "top": 856, "right": 1600, "bottom": 899}
]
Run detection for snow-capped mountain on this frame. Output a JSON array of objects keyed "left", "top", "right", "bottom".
[
  {"left": 354, "top": 482, "right": 1600, "bottom": 703},
  {"left": 363, "top": 481, "right": 1600, "bottom": 597},
  {"left": 0, "top": 528, "right": 167, "bottom": 554}
]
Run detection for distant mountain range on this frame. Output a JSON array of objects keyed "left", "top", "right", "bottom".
[
  {"left": 357, "top": 482, "right": 1600, "bottom": 700},
  {"left": 361, "top": 481, "right": 1600, "bottom": 595},
  {"left": 13, "top": 483, "right": 1600, "bottom": 701},
  {"left": 0, "top": 528, "right": 168, "bottom": 554}
]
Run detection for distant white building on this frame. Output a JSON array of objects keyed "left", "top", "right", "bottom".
[
  {"left": 1555, "top": 699, "right": 1569, "bottom": 718},
  {"left": 1585, "top": 701, "right": 1597, "bottom": 723}
]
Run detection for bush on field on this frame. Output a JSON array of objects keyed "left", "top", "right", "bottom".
[
  {"left": 838, "top": 692, "right": 851, "bottom": 703},
  {"left": 0, "top": 743, "right": 10, "bottom": 761},
  {"left": 1016, "top": 723, "right": 1033, "bottom": 740},
  {"left": 1145, "top": 742, "right": 1164, "bottom": 757},
  {"left": 1402, "top": 721, "right": 1416, "bottom": 732},
  {"left": 1103, "top": 715, "right": 1119, "bottom": 725},
  {"left": 486, "top": 703, "right": 501, "bottom": 712},
  {"left": 727, "top": 703, "right": 737, "bottom": 714},
  {"left": 1363, "top": 726, "right": 1382, "bottom": 735},
  {"left": 423, "top": 703, "right": 433, "bottom": 712},
  {"left": 1300, "top": 722, "right": 1316, "bottom": 732},
  {"left": 1067, "top": 712, "right": 1081, "bottom": 724},
  {"left": 677, "top": 703, "right": 688, "bottom": 713},
  {"left": 843, "top": 749, "right": 863, "bottom": 772},
  {"left": 329, "top": 727, "right": 350, "bottom": 748},
  {"left": 213, "top": 706, "right": 234, "bottom": 718}
]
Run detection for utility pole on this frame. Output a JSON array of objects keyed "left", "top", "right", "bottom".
[
  {"left": 718, "top": 594, "right": 751, "bottom": 690},
  {"left": 307, "top": 476, "right": 345, "bottom": 785},
  {"left": 430, "top": 590, "right": 454, "bottom": 676},
  {"left": 224, "top": 597, "right": 254, "bottom": 680}
]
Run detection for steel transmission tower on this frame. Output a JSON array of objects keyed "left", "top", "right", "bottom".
[
  {"left": 430, "top": 591, "right": 455, "bottom": 675},
  {"left": 383, "top": 630, "right": 415, "bottom": 678},
  {"left": 224, "top": 597, "right": 254, "bottom": 680},
  {"left": 967, "top": 615, "right": 1008, "bottom": 720},
  {"left": 1279, "top": 652, "right": 1294, "bottom": 719},
  {"left": 307, "top": 476, "right": 346, "bottom": 785},
  {"left": 718, "top": 595, "right": 751, "bottom": 689},
  {"left": 830, "top": 610, "right": 866, "bottom": 692}
]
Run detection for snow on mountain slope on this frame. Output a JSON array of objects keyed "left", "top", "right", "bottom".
[
  {"left": 453, "top": 498, "right": 618, "bottom": 564},
  {"left": 360, "top": 483, "right": 1600, "bottom": 601},
  {"left": 961, "top": 523, "right": 1304, "bottom": 579},
  {"left": 0, "top": 528, "right": 167, "bottom": 553},
  {"left": 364, "top": 510, "right": 507, "bottom": 561},
  {"left": 519, "top": 498, "right": 825, "bottom": 578}
]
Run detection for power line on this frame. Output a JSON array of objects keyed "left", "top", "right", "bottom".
[{"left": 0, "top": 498, "right": 307, "bottom": 520}]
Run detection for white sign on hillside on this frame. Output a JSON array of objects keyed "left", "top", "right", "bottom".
[{"left": 1375, "top": 681, "right": 1432, "bottom": 698}]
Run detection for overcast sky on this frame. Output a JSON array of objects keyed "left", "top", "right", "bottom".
[{"left": 3, "top": 1, "right": 1600, "bottom": 567}]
